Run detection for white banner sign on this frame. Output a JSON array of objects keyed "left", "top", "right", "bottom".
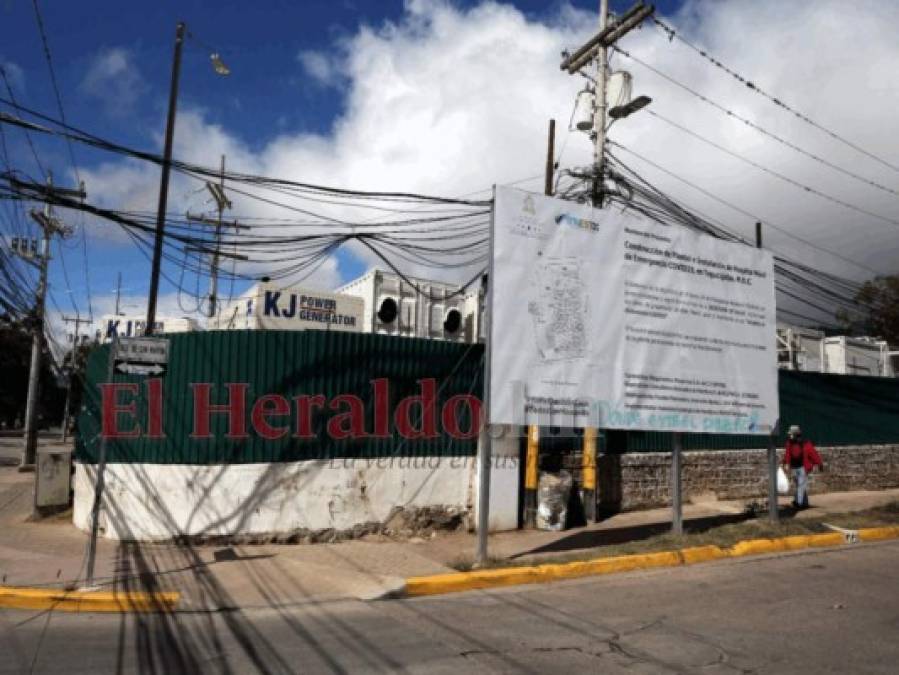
[
  {"left": 255, "top": 284, "right": 364, "bottom": 333},
  {"left": 489, "top": 187, "right": 778, "bottom": 435}
]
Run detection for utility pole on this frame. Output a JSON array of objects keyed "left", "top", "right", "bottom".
[
  {"left": 9, "top": 174, "right": 83, "bottom": 469},
  {"left": 146, "top": 21, "right": 186, "bottom": 336},
  {"left": 114, "top": 271, "right": 122, "bottom": 315},
  {"left": 522, "top": 120, "right": 558, "bottom": 528},
  {"left": 186, "top": 155, "right": 236, "bottom": 319},
  {"left": 60, "top": 314, "right": 91, "bottom": 442},
  {"left": 560, "top": 1, "right": 654, "bottom": 523},
  {"left": 560, "top": 1, "right": 655, "bottom": 205},
  {"left": 593, "top": 0, "right": 609, "bottom": 207}
]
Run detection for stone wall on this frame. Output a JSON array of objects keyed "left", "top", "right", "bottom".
[{"left": 598, "top": 444, "right": 899, "bottom": 511}]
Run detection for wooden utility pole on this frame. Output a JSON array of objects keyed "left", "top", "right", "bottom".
[
  {"left": 186, "top": 155, "right": 247, "bottom": 321},
  {"left": 521, "top": 120, "right": 559, "bottom": 528},
  {"left": 560, "top": 1, "right": 655, "bottom": 205},
  {"left": 147, "top": 21, "right": 186, "bottom": 336},
  {"left": 8, "top": 173, "right": 83, "bottom": 469}
]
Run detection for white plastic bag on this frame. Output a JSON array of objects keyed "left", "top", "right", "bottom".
[
  {"left": 536, "top": 470, "right": 572, "bottom": 531},
  {"left": 777, "top": 466, "right": 790, "bottom": 495}
]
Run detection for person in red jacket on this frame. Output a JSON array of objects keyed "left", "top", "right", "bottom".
[{"left": 783, "top": 425, "right": 823, "bottom": 509}]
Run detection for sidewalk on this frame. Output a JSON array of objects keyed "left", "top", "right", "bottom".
[{"left": 2, "top": 447, "right": 898, "bottom": 610}]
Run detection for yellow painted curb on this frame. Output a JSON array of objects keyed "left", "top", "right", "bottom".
[
  {"left": 406, "top": 550, "right": 683, "bottom": 597},
  {"left": 404, "top": 527, "right": 899, "bottom": 598},
  {"left": 0, "top": 586, "right": 180, "bottom": 613},
  {"left": 859, "top": 525, "right": 899, "bottom": 542},
  {"left": 680, "top": 545, "right": 727, "bottom": 565}
]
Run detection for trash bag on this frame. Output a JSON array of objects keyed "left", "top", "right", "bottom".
[
  {"left": 536, "top": 470, "right": 572, "bottom": 531},
  {"left": 777, "top": 466, "right": 790, "bottom": 495}
]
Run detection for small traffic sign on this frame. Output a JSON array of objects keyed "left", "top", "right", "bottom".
[{"left": 114, "top": 337, "right": 170, "bottom": 376}]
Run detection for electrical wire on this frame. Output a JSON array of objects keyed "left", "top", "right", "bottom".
[
  {"left": 611, "top": 45, "right": 899, "bottom": 200},
  {"left": 651, "top": 15, "right": 899, "bottom": 177},
  {"left": 645, "top": 109, "right": 899, "bottom": 231}
]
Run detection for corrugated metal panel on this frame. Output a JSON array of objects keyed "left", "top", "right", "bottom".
[
  {"left": 76, "top": 330, "right": 484, "bottom": 464},
  {"left": 76, "top": 332, "right": 899, "bottom": 464},
  {"left": 616, "top": 370, "right": 899, "bottom": 452}
]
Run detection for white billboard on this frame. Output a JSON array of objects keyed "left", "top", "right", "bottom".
[{"left": 489, "top": 187, "right": 778, "bottom": 435}]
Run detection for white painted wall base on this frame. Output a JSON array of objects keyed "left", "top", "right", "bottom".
[{"left": 73, "top": 455, "right": 520, "bottom": 541}]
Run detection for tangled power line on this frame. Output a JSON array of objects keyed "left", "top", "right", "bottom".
[{"left": 1, "top": 8, "right": 892, "bottom": 335}]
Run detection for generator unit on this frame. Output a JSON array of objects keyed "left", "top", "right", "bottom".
[
  {"left": 335, "top": 269, "right": 482, "bottom": 343},
  {"left": 776, "top": 324, "right": 824, "bottom": 372},
  {"left": 823, "top": 336, "right": 893, "bottom": 377}
]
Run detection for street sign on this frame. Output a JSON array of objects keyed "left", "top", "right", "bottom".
[{"left": 114, "top": 336, "right": 170, "bottom": 376}]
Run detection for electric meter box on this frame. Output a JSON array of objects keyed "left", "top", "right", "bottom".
[{"left": 36, "top": 447, "right": 73, "bottom": 508}]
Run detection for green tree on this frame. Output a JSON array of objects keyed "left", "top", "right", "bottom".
[
  {"left": 0, "top": 314, "right": 66, "bottom": 430},
  {"left": 838, "top": 275, "right": 899, "bottom": 344}
]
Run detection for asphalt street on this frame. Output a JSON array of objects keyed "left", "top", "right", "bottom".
[{"left": 1, "top": 539, "right": 897, "bottom": 674}]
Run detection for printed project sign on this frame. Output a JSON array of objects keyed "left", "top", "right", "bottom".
[{"left": 489, "top": 186, "right": 778, "bottom": 434}]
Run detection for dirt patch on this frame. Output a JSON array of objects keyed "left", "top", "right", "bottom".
[{"left": 157, "top": 505, "right": 468, "bottom": 546}]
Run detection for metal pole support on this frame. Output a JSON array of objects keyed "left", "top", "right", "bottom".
[
  {"left": 671, "top": 432, "right": 683, "bottom": 535},
  {"left": 582, "top": 427, "right": 597, "bottom": 522}
]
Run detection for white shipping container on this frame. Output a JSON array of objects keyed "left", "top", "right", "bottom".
[
  {"left": 776, "top": 324, "right": 824, "bottom": 372},
  {"left": 335, "top": 269, "right": 479, "bottom": 343},
  {"left": 823, "top": 336, "right": 889, "bottom": 376}
]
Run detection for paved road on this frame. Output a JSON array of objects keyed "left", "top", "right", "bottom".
[{"left": 2, "top": 540, "right": 897, "bottom": 674}]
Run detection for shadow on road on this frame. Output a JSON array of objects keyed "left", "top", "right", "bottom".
[{"left": 510, "top": 511, "right": 757, "bottom": 559}]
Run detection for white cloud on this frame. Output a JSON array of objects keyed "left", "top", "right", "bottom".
[
  {"left": 81, "top": 47, "right": 147, "bottom": 113},
  {"left": 298, "top": 50, "right": 340, "bottom": 87},
  {"left": 80, "top": 0, "right": 899, "bottom": 304}
]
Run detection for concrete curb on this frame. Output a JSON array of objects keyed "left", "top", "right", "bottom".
[
  {"left": 0, "top": 586, "right": 180, "bottom": 613},
  {"left": 404, "top": 526, "right": 899, "bottom": 598}
]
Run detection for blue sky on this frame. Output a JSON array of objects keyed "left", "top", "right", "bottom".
[
  {"left": 3, "top": 0, "right": 898, "bottom": 347},
  {"left": 0, "top": 0, "right": 681, "bottom": 336}
]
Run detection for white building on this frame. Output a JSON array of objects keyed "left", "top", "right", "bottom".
[{"left": 335, "top": 269, "right": 484, "bottom": 343}]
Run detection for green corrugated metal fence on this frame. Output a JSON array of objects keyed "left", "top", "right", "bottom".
[
  {"left": 610, "top": 369, "right": 899, "bottom": 452},
  {"left": 76, "top": 330, "right": 899, "bottom": 464},
  {"left": 76, "top": 330, "right": 484, "bottom": 464}
]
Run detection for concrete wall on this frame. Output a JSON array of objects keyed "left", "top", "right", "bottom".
[
  {"left": 73, "top": 433, "right": 520, "bottom": 541},
  {"left": 599, "top": 444, "right": 899, "bottom": 511}
]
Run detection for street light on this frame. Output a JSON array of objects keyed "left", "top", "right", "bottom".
[
  {"left": 145, "top": 22, "right": 230, "bottom": 336},
  {"left": 609, "top": 95, "right": 652, "bottom": 120}
]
